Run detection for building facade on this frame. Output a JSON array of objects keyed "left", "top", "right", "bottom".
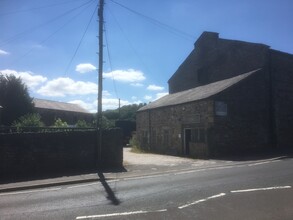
[{"left": 136, "top": 32, "right": 293, "bottom": 157}]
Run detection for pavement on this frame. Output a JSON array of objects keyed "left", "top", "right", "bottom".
[{"left": 0, "top": 148, "right": 288, "bottom": 193}]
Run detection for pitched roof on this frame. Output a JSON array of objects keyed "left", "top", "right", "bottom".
[
  {"left": 33, "top": 98, "right": 90, "bottom": 113},
  {"left": 138, "top": 69, "right": 260, "bottom": 112}
]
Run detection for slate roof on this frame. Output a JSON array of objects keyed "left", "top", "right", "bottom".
[
  {"left": 33, "top": 98, "right": 89, "bottom": 113},
  {"left": 138, "top": 69, "right": 260, "bottom": 112}
]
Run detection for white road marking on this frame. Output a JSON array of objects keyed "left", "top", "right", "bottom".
[
  {"left": 178, "top": 193, "right": 226, "bottom": 209},
  {"left": 0, "top": 187, "right": 61, "bottom": 196},
  {"left": 76, "top": 209, "right": 167, "bottom": 219},
  {"left": 231, "top": 186, "right": 292, "bottom": 193},
  {"left": 67, "top": 182, "right": 99, "bottom": 189},
  {"left": 124, "top": 173, "right": 170, "bottom": 181},
  {"left": 248, "top": 160, "right": 280, "bottom": 166}
]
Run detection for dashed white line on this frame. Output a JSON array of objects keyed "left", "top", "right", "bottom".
[
  {"left": 76, "top": 209, "right": 167, "bottom": 219},
  {"left": 231, "top": 186, "right": 292, "bottom": 193},
  {"left": 178, "top": 193, "right": 226, "bottom": 209}
]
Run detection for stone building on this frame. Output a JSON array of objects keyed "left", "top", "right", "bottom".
[
  {"left": 33, "top": 98, "right": 94, "bottom": 126},
  {"left": 136, "top": 32, "right": 293, "bottom": 157}
]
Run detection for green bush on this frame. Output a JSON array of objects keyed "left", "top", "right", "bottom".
[
  {"left": 53, "top": 118, "right": 68, "bottom": 127},
  {"left": 12, "top": 113, "right": 44, "bottom": 127},
  {"left": 129, "top": 135, "right": 145, "bottom": 153},
  {"left": 76, "top": 119, "right": 92, "bottom": 128}
]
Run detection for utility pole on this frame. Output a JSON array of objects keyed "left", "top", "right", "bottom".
[
  {"left": 97, "top": 0, "right": 104, "bottom": 167},
  {"left": 118, "top": 98, "right": 121, "bottom": 119}
]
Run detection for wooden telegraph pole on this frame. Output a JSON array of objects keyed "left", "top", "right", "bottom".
[{"left": 97, "top": 0, "right": 104, "bottom": 167}]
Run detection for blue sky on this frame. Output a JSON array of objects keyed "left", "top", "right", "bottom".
[{"left": 1, "top": 0, "right": 293, "bottom": 112}]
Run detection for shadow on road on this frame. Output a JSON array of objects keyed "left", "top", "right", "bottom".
[{"left": 97, "top": 172, "right": 121, "bottom": 205}]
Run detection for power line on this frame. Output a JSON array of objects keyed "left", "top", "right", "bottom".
[
  {"left": 64, "top": 2, "right": 98, "bottom": 75},
  {"left": 0, "top": 0, "right": 91, "bottom": 17},
  {"left": 0, "top": 0, "right": 95, "bottom": 47},
  {"left": 104, "top": 22, "right": 119, "bottom": 99},
  {"left": 108, "top": 0, "right": 195, "bottom": 41},
  {"left": 9, "top": 0, "right": 96, "bottom": 66},
  {"left": 106, "top": 5, "right": 153, "bottom": 76}
]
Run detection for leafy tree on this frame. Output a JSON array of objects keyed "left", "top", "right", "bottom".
[
  {"left": 92, "top": 116, "right": 115, "bottom": 128},
  {"left": 53, "top": 118, "right": 68, "bottom": 127},
  {"left": 12, "top": 113, "right": 44, "bottom": 127},
  {"left": 0, "top": 74, "right": 34, "bottom": 125},
  {"left": 103, "top": 103, "right": 146, "bottom": 122}
]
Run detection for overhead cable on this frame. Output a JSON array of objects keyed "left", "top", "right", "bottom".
[
  {"left": 104, "top": 22, "right": 119, "bottom": 99},
  {"left": 106, "top": 5, "right": 153, "bottom": 76},
  {"left": 64, "top": 2, "right": 98, "bottom": 75},
  {"left": 10, "top": 0, "right": 96, "bottom": 66},
  {"left": 109, "top": 0, "right": 195, "bottom": 41},
  {"left": 0, "top": 0, "right": 95, "bottom": 47},
  {"left": 0, "top": 0, "right": 90, "bottom": 17}
]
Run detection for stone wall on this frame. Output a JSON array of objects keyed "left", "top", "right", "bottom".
[
  {"left": 137, "top": 100, "right": 214, "bottom": 157},
  {"left": 0, "top": 129, "right": 122, "bottom": 181},
  {"left": 209, "top": 69, "right": 271, "bottom": 156},
  {"left": 168, "top": 32, "right": 269, "bottom": 94}
]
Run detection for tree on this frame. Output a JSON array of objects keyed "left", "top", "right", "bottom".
[
  {"left": 103, "top": 103, "right": 147, "bottom": 122},
  {"left": 0, "top": 74, "right": 35, "bottom": 125}
]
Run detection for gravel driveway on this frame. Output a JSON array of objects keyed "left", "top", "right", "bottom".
[{"left": 123, "top": 148, "right": 219, "bottom": 174}]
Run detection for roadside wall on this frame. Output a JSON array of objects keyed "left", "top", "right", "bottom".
[{"left": 0, "top": 129, "right": 122, "bottom": 181}]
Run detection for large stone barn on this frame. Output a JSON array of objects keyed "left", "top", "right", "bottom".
[
  {"left": 136, "top": 32, "right": 293, "bottom": 158},
  {"left": 33, "top": 98, "right": 94, "bottom": 126}
]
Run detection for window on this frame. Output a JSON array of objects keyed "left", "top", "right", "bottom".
[
  {"left": 215, "top": 101, "right": 227, "bottom": 116},
  {"left": 190, "top": 128, "right": 205, "bottom": 143}
]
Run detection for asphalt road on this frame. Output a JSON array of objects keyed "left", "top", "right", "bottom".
[{"left": 1, "top": 157, "right": 292, "bottom": 220}]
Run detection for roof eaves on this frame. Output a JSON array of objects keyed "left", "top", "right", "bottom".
[{"left": 138, "top": 69, "right": 261, "bottom": 112}]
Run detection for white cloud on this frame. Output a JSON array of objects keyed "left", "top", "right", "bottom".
[
  {"left": 155, "top": 92, "right": 168, "bottom": 100},
  {"left": 75, "top": 63, "right": 96, "bottom": 74},
  {"left": 102, "top": 90, "right": 111, "bottom": 97},
  {"left": 103, "top": 69, "right": 146, "bottom": 83},
  {"left": 103, "top": 98, "right": 131, "bottom": 110},
  {"left": 37, "top": 77, "right": 98, "bottom": 97},
  {"left": 144, "top": 95, "right": 152, "bottom": 100},
  {"left": 70, "top": 97, "right": 142, "bottom": 112},
  {"left": 131, "top": 96, "right": 137, "bottom": 100},
  {"left": 130, "top": 83, "right": 144, "bottom": 87},
  {"left": 0, "top": 49, "right": 9, "bottom": 55},
  {"left": 147, "top": 84, "right": 164, "bottom": 91},
  {"left": 69, "top": 100, "right": 96, "bottom": 113},
  {"left": 0, "top": 69, "right": 47, "bottom": 89}
]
